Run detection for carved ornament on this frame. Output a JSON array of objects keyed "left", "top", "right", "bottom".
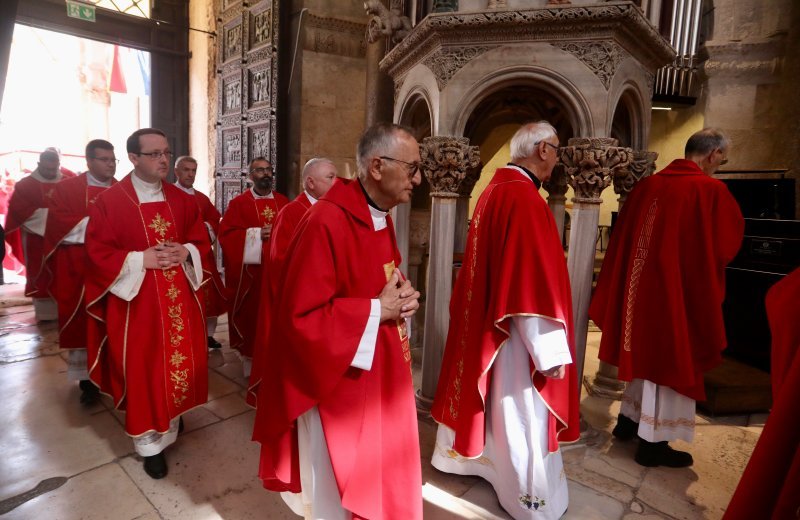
[
  {"left": 420, "top": 136, "right": 481, "bottom": 198},
  {"left": 614, "top": 149, "right": 657, "bottom": 196},
  {"left": 424, "top": 46, "right": 491, "bottom": 90},
  {"left": 543, "top": 163, "right": 569, "bottom": 202},
  {"left": 304, "top": 14, "right": 367, "bottom": 58},
  {"left": 365, "top": 0, "right": 412, "bottom": 45},
  {"left": 558, "top": 137, "right": 631, "bottom": 203},
  {"left": 553, "top": 41, "right": 628, "bottom": 89}
]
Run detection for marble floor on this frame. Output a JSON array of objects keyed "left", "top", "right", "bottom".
[{"left": 0, "top": 283, "right": 761, "bottom": 519}]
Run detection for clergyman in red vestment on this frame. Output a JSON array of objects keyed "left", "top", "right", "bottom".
[
  {"left": 85, "top": 129, "right": 210, "bottom": 480},
  {"left": 590, "top": 128, "right": 744, "bottom": 467},
  {"left": 173, "top": 155, "right": 227, "bottom": 350},
  {"left": 5, "top": 149, "right": 75, "bottom": 321},
  {"left": 247, "top": 157, "right": 338, "bottom": 406},
  {"left": 219, "top": 156, "right": 288, "bottom": 378},
  {"left": 252, "top": 124, "right": 423, "bottom": 519},
  {"left": 723, "top": 266, "right": 800, "bottom": 519},
  {"left": 43, "top": 139, "right": 117, "bottom": 404},
  {"left": 431, "top": 122, "right": 580, "bottom": 520}
]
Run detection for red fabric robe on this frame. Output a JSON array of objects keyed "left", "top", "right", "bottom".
[
  {"left": 723, "top": 267, "right": 800, "bottom": 519},
  {"left": 191, "top": 189, "right": 227, "bottom": 318},
  {"left": 431, "top": 167, "right": 580, "bottom": 457},
  {"left": 590, "top": 159, "right": 744, "bottom": 401},
  {"left": 85, "top": 175, "right": 210, "bottom": 436},
  {"left": 43, "top": 174, "right": 115, "bottom": 349},
  {"left": 252, "top": 179, "right": 422, "bottom": 520},
  {"left": 218, "top": 189, "right": 288, "bottom": 358},
  {"left": 4, "top": 174, "right": 71, "bottom": 296},
  {"left": 247, "top": 191, "right": 312, "bottom": 406}
]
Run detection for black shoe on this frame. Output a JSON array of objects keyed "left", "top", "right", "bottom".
[
  {"left": 78, "top": 380, "right": 100, "bottom": 405},
  {"left": 143, "top": 453, "right": 168, "bottom": 479},
  {"left": 612, "top": 414, "right": 638, "bottom": 441},
  {"left": 635, "top": 439, "right": 693, "bottom": 468},
  {"left": 178, "top": 417, "right": 184, "bottom": 434},
  {"left": 207, "top": 336, "right": 222, "bottom": 349}
]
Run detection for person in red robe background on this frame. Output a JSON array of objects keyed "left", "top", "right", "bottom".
[
  {"left": 252, "top": 124, "right": 423, "bottom": 519},
  {"left": 173, "top": 155, "right": 227, "bottom": 350},
  {"left": 247, "top": 157, "right": 338, "bottom": 406},
  {"left": 431, "top": 122, "right": 579, "bottom": 520},
  {"left": 5, "top": 149, "right": 75, "bottom": 321},
  {"left": 723, "top": 267, "right": 800, "bottom": 519},
  {"left": 218, "top": 156, "right": 288, "bottom": 378},
  {"left": 85, "top": 129, "right": 210, "bottom": 480},
  {"left": 43, "top": 139, "right": 117, "bottom": 405},
  {"left": 590, "top": 128, "right": 744, "bottom": 467}
]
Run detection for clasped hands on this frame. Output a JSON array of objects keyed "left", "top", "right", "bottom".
[
  {"left": 143, "top": 241, "right": 190, "bottom": 269},
  {"left": 539, "top": 365, "right": 566, "bottom": 380},
  {"left": 260, "top": 224, "right": 272, "bottom": 240},
  {"left": 378, "top": 269, "right": 420, "bottom": 322}
]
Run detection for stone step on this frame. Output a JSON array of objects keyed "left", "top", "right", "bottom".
[{"left": 699, "top": 357, "right": 772, "bottom": 415}]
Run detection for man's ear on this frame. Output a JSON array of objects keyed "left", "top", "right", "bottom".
[{"left": 368, "top": 157, "right": 382, "bottom": 181}]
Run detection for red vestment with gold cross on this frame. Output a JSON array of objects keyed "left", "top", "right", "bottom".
[
  {"left": 44, "top": 173, "right": 115, "bottom": 349},
  {"left": 218, "top": 189, "right": 288, "bottom": 358},
  {"left": 85, "top": 175, "right": 210, "bottom": 436},
  {"left": 252, "top": 179, "right": 422, "bottom": 520}
]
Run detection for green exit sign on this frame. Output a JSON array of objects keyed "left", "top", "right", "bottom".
[{"left": 66, "top": 1, "right": 96, "bottom": 22}]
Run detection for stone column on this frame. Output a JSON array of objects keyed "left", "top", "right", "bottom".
[
  {"left": 416, "top": 136, "right": 481, "bottom": 414},
  {"left": 543, "top": 163, "right": 569, "bottom": 242},
  {"left": 392, "top": 202, "right": 411, "bottom": 271},
  {"left": 585, "top": 149, "right": 657, "bottom": 399},
  {"left": 364, "top": 1, "right": 411, "bottom": 126},
  {"left": 454, "top": 162, "right": 481, "bottom": 255},
  {"left": 560, "top": 138, "right": 631, "bottom": 394}
]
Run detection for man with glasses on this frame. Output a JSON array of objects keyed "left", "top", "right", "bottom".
[
  {"left": 431, "top": 121, "right": 579, "bottom": 520},
  {"left": 85, "top": 128, "right": 210, "bottom": 479},
  {"left": 247, "top": 157, "right": 338, "bottom": 406},
  {"left": 5, "top": 149, "right": 75, "bottom": 321},
  {"left": 43, "top": 139, "right": 117, "bottom": 404},
  {"left": 591, "top": 128, "right": 744, "bottom": 467},
  {"left": 253, "top": 123, "right": 423, "bottom": 519},
  {"left": 173, "top": 155, "right": 227, "bottom": 350},
  {"left": 219, "top": 156, "right": 289, "bottom": 379}
]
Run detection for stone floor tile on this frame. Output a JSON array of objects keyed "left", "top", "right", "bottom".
[
  {"left": 118, "top": 412, "right": 295, "bottom": 520},
  {"left": 564, "top": 480, "right": 625, "bottom": 519},
  {"left": 0, "top": 355, "right": 132, "bottom": 501},
  {"left": 564, "top": 456, "right": 635, "bottom": 504},
  {"left": 181, "top": 405, "right": 222, "bottom": 432},
  {"left": 207, "top": 368, "right": 244, "bottom": 400},
  {"left": 419, "top": 420, "right": 481, "bottom": 499},
  {"left": 204, "top": 392, "right": 252, "bottom": 420},
  {"left": 422, "top": 481, "right": 509, "bottom": 520},
  {"left": 581, "top": 439, "right": 644, "bottom": 488},
  {"left": 623, "top": 514, "right": 671, "bottom": 520},
  {"left": 3, "top": 463, "right": 156, "bottom": 520}
]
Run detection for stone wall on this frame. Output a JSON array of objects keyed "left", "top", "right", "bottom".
[{"left": 188, "top": 0, "right": 217, "bottom": 197}]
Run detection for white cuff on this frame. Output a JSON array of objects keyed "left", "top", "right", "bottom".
[
  {"left": 351, "top": 299, "right": 381, "bottom": 371},
  {"left": 22, "top": 207, "right": 48, "bottom": 236},
  {"left": 62, "top": 216, "right": 89, "bottom": 244},
  {"left": 109, "top": 251, "right": 146, "bottom": 301},
  {"left": 513, "top": 316, "right": 573, "bottom": 372},
  {"left": 243, "top": 227, "right": 262, "bottom": 265},
  {"left": 181, "top": 243, "right": 203, "bottom": 291}
]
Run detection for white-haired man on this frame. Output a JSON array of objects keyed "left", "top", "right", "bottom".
[{"left": 432, "top": 121, "right": 580, "bottom": 520}]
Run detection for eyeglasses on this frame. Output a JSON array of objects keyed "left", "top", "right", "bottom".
[
  {"left": 136, "top": 151, "right": 173, "bottom": 160},
  {"left": 250, "top": 166, "right": 273, "bottom": 174},
  {"left": 90, "top": 157, "right": 119, "bottom": 165},
  {"left": 379, "top": 156, "right": 420, "bottom": 178},
  {"left": 535, "top": 141, "right": 560, "bottom": 151}
]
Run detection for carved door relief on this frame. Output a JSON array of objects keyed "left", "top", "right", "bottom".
[{"left": 215, "top": 0, "right": 279, "bottom": 212}]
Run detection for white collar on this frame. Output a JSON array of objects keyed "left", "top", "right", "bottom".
[
  {"left": 368, "top": 203, "right": 388, "bottom": 231},
  {"left": 86, "top": 171, "right": 113, "bottom": 187},
  {"left": 31, "top": 168, "right": 61, "bottom": 184},
  {"left": 175, "top": 182, "right": 195, "bottom": 195},
  {"left": 305, "top": 190, "right": 318, "bottom": 205},
  {"left": 251, "top": 187, "right": 274, "bottom": 199},
  {"left": 131, "top": 171, "right": 163, "bottom": 194}
]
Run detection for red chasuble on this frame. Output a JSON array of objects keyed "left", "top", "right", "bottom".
[
  {"left": 85, "top": 175, "right": 210, "bottom": 436},
  {"left": 589, "top": 159, "right": 744, "bottom": 401},
  {"left": 431, "top": 167, "right": 580, "bottom": 457},
  {"left": 218, "top": 189, "right": 289, "bottom": 358},
  {"left": 4, "top": 175, "right": 64, "bottom": 296},
  {"left": 43, "top": 174, "right": 114, "bottom": 349},
  {"left": 252, "top": 180, "right": 422, "bottom": 520},
  {"left": 247, "top": 191, "right": 312, "bottom": 406},
  {"left": 191, "top": 190, "right": 227, "bottom": 318},
  {"left": 724, "top": 268, "right": 800, "bottom": 520}
]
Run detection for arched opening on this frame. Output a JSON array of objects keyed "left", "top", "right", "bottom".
[{"left": 609, "top": 86, "right": 645, "bottom": 150}]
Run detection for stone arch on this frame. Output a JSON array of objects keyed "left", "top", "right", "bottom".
[{"left": 608, "top": 82, "right": 648, "bottom": 149}]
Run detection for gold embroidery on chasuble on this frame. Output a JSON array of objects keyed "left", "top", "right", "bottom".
[
  {"left": 383, "top": 260, "right": 412, "bottom": 365},
  {"left": 163, "top": 266, "right": 190, "bottom": 407},
  {"left": 623, "top": 199, "right": 658, "bottom": 352},
  {"left": 261, "top": 205, "right": 275, "bottom": 224},
  {"left": 148, "top": 213, "right": 172, "bottom": 242}
]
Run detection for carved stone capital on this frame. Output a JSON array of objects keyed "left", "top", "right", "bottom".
[
  {"left": 420, "top": 136, "right": 481, "bottom": 198},
  {"left": 457, "top": 161, "right": 483, "bottom": 198},
  {"left": 613, "top": 149, "right": 657, "bottom": 196},
  {"left": 543, "top": 163, "right": 569, "bottom": 203},
  {"left": 559, "top": 137, "right": 632, "bottom": 203},
  {"left": 365, "top": 0, "right": 412, "bottom": 45}
]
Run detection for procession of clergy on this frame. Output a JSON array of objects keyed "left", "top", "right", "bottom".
[{"left": 4, "top": 122, "right": 796, "bottom": 520}]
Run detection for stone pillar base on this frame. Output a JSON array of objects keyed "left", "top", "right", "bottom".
[
  {"left": 415, "top": 390, "right": 434, "bottom": 419},
  {"left": 582, "top": 373, "right": 626, "bottom": 400}
]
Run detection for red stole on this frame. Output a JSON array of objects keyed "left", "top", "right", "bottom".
[
  {"left": 590, "top": 159, "right": 744, "bottom": 400},
  {"left": 218, "top": 189, "right": 288, "bottom": 357},
  {"left": 431, "top": 167, "right": 579, "bottom": 457},
  {"left": 252, "top": 179, "right": 422, "bottom": 519},
  {"left": 86, "top": 176, "right": 209, "bottom": 436}
]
